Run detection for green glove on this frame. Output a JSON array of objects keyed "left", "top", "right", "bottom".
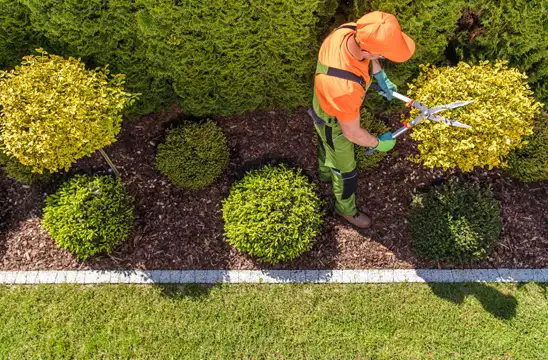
[
  {"left": 375, "top": 131, "right": 396, "bottom": 152},
  {"left": 373, "top": 70, "right": 397, "bottom": 100}
]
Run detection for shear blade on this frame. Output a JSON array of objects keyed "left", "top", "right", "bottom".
[
  {"left": 430, "top": 100, "right": 474, "bottom": 114},
  {"left": 428, "top": 114, "right": 472, "bottom": 129}
]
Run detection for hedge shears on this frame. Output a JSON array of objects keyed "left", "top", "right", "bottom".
[{"left": 365, "top": 83, "right": 474, "bottom": 155}]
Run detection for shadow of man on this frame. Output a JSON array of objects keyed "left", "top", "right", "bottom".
[{"left": 428, "top": 282, "right": 518, "bottom": 320}]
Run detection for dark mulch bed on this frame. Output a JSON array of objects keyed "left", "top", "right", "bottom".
[{"left": 1, "top": 105, "right": 547, "bottom": 270}]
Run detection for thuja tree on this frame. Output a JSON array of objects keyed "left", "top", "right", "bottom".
[
  {"left": 0, "top": 0, "right": 47, "bottom": 69},
  {"left": 453, "top": 0, "right": 548, "bottom": 102},
  {"left": 349, "top": 0, "right": 465, "bottom": 89},
  {"left": 0, "top": 50, "right": 139, "bottom": 173},
  {"left": 407, "top": 61, "right": 543, "bottom": 172},
  {"left": 22, "top": 0, "right": 173, "bottom": 117},
  {"left": 135, "top": 0, "right": 337, "bottom": 116}
]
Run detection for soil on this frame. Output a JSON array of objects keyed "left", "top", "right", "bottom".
[{"left": 1, "top": 105, "right": 547, "bottom": 270}]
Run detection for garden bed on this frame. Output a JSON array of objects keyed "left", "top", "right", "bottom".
[{"left": 1, "top": 106, "right": 547, "bottom": 270}]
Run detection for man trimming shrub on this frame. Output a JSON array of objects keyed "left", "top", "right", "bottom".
[
  {"left": 155, "top": 120, "right": 229, "bottom": 190},
  {"left": 0, "top": 49, "right": 139, "bottom": 174},
  {"left": 222, "top": 165, "right": 323, "bottom": 264},
  {"left": 310, "top": 11, "right": 415, "bottom": 229},
  {"left": 407, "top": 61, "right": 543, "bottom": 172},
  {"left": 42, "top": 174, "right": 134, "bottom": 260},
  {"left": 410, "top": 180, "right": 502, "bottom": 264}
]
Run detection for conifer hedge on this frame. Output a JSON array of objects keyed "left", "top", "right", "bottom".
[
  {"left": 350, "top": 0, "right": 465, "bottom": 90},
  {"left": 136, "top": 0, "right": 337, "bottom": 116},
  {"left": 22, "top": 0, "right": 174, "bottom": 116},
  {"left": 453, "top": 0, "right": 548, "bottom": 102},
  {"left": 0, "top": 0, "right": 47, "bottom": 69}
]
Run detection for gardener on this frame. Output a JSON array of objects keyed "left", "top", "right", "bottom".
[{"left": 309, "top": 11, "right": 415, "bottom": 228}]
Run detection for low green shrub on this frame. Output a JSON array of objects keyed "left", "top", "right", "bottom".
[
  {"left": 505, "top": 113, "right": 548, "bottom": 182},
  {"left": 222, "top": 165, "right": 323, "bottom": 264},
  {"left": 155, "top": 120, "right": 229, "bottom": 190},
  {"left": 0, "top": 150, "right": 50, "bottom": 184},
  {"left": 410, "top": 180, "right": 502, "bottom": 263},
  {"left": 355, "top": 109, "right": 389, "bottom": 170},
  {"left": 42, "top": 175, "right": 134, "bottom": 260}
]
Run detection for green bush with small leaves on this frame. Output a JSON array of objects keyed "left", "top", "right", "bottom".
[
  {"left": 0, "top": 150, "right": 50, "bottom": 184},
  {"left": 506, "top": 112, "right": 548, "bottom": 182},
  {"left": 42, "top": 174, "right": 134, "bottom": 260},
  {"left": 355, "top": 109, "right": 389, "bottom": 170},
  {"left": 155, "top": 120, "right": 229, "bottom": 190},
  {"left": 0, "top": 50, "right": 139, "bottom": 173},
  {"left": 222, "top": 165, "right": 323, "bottom": 264},
  {"left": 410, "top": 180, "right": 502, "bottom": 263},
  {"left": 407, "top": 61, "right": 543, "bottom": 171}
]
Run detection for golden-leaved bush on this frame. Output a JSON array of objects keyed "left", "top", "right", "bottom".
[
  {"left": 0, "top": 49, "right": 139, "bottom": 173},
  {"left": 407, "top": 61, "right": 543, "bottom": 172}
]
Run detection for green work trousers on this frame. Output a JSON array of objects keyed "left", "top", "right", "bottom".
[{"left": 314, "top": 120, "right": 358, "bottom": 216}]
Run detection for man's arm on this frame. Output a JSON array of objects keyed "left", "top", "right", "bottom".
[{"left": 337, "top": 114, "right": 379, "bottom": 148}]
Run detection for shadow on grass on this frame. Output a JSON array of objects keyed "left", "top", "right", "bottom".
[
  {"left": 154, "top": 283, "right": 221, "bottom": 301},
  {"left": 428, "top": 283, "right": 518, "bottom": 320}
]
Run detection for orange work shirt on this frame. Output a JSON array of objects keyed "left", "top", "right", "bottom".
[{"left": 315, "top": 23, "right": 372, "bottom": 122}]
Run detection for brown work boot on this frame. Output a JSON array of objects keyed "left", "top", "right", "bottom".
[{"left": 337, "top": 211, "right": 372, "bottom": 229}]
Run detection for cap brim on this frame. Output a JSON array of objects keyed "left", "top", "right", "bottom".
[{"left": 381, "top": 32, "right": 415, "bottom": 63}]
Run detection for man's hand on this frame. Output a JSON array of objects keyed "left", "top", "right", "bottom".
[
  {"left": 373, "top": 70, "right": 397, "bottom": 100},
  {"left": 374, "top": 131, "right": 396, "bottom": 152}
]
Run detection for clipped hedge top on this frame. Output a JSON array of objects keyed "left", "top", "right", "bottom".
[
  {"left": 0, "top": 50, "right": 138, "bottom": 173},
  {"left": 407, "top": 61, "right": 543, "bottom": 172},
  {"left": 222, "top": 165, "right": 323, "bottom": 264}
]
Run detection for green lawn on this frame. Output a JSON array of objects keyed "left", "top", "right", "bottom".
[{"left": 0, "top": 283, "right": 546, "bottom": 359}]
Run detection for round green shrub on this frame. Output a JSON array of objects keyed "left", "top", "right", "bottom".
[
  {"left": 355, "top": 109, "right": 389, "bottom": 170},
  {"left": 42, "top": 174, "right": 134, "bottom": 260},
  {"left": 505, "top": 113, "right": 548, "bottom": 182},
  {"left": 156, "top": 120, "right": 229, "bottom": 190},
  {"left": 222, "top": 165, "right": 323, "bottom": 264},
  {"left": 0, "top": 150, "right": 51, "bottom": 184},
  {"left": 409, "top": 180, "right": 502, "bottom": 263}
]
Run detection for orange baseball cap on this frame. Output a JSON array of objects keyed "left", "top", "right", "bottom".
[{"left": 355, "top": 11, "right": 415, "bottom": 63}]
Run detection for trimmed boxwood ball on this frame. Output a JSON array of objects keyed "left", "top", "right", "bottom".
[
  {"left": 42, "top": 174, "right": 134, "bottom": 260},
  {"left": 156, "top": 120, "right": 229, "bottom": 190},
  {"left": 222, "top": 165, "right": 323, "bottom": 264},
  {"left": 410, "top": 180, "right": 502, "bottom": 264}
]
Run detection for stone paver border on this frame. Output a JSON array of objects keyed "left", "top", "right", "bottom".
[{"left": 0, "top": 269, "right": 546, "bottom": 284}]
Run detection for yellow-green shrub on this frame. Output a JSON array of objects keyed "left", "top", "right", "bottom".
[
  {"left": 0, "top": 49, "right": 139, "bottom": 173},
  {"left": 0, "top": 150, "right": 50, "bottom": 184},
  {"left": 407, "top": 61, "right": 543, "bottom": 171}
]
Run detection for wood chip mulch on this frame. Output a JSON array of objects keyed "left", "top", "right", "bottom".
[{"left": 1, "top": 105, "right": 547, "bottom": 270}]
